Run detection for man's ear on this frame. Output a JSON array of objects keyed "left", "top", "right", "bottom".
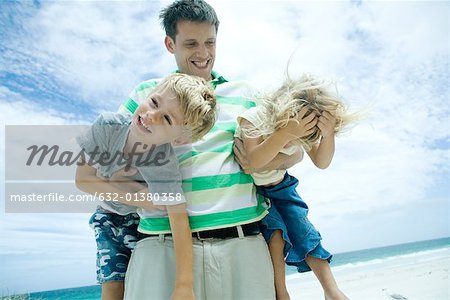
[
  {"left": 172, "top": 135, "right": 192, "bottom": 146},
  {"left": 164, "top": 36, "right": 175, "bottom": 54}
]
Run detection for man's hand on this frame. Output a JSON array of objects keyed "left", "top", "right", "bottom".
[
  {"left": 277, "top": 107, "right": 318, "bottom": 140},
  {"left": 233, "top": 137, "right": 254, "bottom": 174},
  {"left": 98, "top": 167, "right": 147, "bottom": 194},
  {"left": 317, "top": 110, "right": 336, "bottom": 138}
]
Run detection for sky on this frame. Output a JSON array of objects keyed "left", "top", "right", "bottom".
[{"left": 1, "top": 0, "right": 449, "bottom": 295}]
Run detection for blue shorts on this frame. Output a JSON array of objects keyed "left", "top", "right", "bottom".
[
  {"left": 89, "top": 208, "right": 141, "bottom": 283},
  {"left": 257, "top": 172, "right": 332, "bottom": 273}
]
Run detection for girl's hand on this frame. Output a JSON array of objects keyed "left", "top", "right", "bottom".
[
  {"left": 278, "top": 107, "right": 318, "bottom": 141},
  {"left": 317, "top": 111, "right": 336, "bottom": 138}
]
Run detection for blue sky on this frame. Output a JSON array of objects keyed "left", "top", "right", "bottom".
[{"left": 1, "top": 0, "right": 449, "bottom": 294}]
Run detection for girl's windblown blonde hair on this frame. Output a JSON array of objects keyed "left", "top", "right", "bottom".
[{"left": 241, "top": 74, "right": 357, "bottom": 151}]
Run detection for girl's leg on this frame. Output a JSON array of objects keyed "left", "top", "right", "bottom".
[
  {"left": 102, "top": 281, "right": 124, "bottom": 300},
  {"left": 268, "top": 230, "right": 290, "bottom": 300},
  {"left": 305, "top": 256, "right": 348, "bottom": 300}
]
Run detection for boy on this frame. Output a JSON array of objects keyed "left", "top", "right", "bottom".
[{"left": 75, "top": 73, "right": 216, "bottom": 300}]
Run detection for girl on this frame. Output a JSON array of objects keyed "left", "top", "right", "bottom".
[{"left": 236, "top": 74, "right": 356, "bottom": 300}]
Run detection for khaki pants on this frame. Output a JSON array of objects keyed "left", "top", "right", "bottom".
[{"left": 124, "top": 234, "right": 275, "bottom": 300}]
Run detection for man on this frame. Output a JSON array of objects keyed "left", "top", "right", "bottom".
[{"left": 120, "top": 1, "right": 303, "bottom": 299}]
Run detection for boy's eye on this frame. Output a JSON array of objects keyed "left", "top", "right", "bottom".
[
  {"left": 164, "top": 115, "right": 172, "bottom": 125},
  {"left": 151, "top": 98, "right": 158, "bottom": 107}
]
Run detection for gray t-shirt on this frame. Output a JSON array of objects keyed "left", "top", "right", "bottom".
[{"left": 77, "top": 112, "right": 185, "bottom": 215}]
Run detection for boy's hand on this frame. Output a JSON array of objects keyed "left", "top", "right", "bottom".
[
  {"left": 171, "top": 285, "right": 195, "bottom": 300},
  {"left": 317, "top": 111, "right": 336, "bottom": 138},
  {"left": 277, "top": 107, "right": 318, "bottom": 141}
]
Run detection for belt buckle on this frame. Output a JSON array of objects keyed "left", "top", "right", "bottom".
[{"left": 195, "top": 231, "right": 214, "bottom": 241}]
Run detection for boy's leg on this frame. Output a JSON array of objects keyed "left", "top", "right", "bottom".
[
  {"left": 101, "top": 281, "right": 124, "bottom": 300},
  {"left": 90, "top": 211, "right": 140, "bottom": 300},
  {"left": 268, "top": 230, "right": 290, "bottom": 300},
  {"left": 305, "top": 256, "right": 348, "bottom": 300}
]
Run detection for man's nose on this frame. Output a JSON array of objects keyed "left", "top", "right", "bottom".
[{"left": 197, "top": 44, "right": 208, "bottom": 58}]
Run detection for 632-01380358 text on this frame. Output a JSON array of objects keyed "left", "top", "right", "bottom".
[{"left": 9, "top": 192, "right": 183, "bottom": 203}]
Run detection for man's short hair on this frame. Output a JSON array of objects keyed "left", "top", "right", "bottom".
[{"left": 159, "top": 0, "right": 220, "bottom": 41}]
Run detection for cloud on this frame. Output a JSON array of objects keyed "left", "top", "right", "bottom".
[
  {"left": 0, "top": 0, "right": 449, "bottom": 293},
  {"left": 1, "top": 1, "right": 173, "bottom": 114},
  {"left": 200, "top": 1, "right": 450, "bottom": 226},
  {"left": 0, "top": 87, "right": 74, "bottom": 125}
]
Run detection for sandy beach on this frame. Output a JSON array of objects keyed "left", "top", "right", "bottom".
[{"left": 286, "top": 248, "right": 449, "bottom": 300}]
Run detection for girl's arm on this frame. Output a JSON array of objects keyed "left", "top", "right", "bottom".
[
  {"left": 306, "top": 111, "right": 336, "bottom": 169},
  {"left": 167, "top": 204, "right": 195, "bottom": 300},
  {"left": 241, "top": 107, "right": 317, "bottom": 170},
  {"left": 241, "top": 119, "right": 292, "bottom": 170}
]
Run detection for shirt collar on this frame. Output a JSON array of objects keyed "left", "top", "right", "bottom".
[
  {"left": 210, "top": 70, "right": 228, "bottom": 88},
  {"left": 174, "top": 70, "right": 228, "bottom": 89}
]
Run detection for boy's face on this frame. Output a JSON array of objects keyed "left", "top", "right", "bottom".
[
  {"left": 165, "top": 20, "right": 216, "bottom": 81},
  {"left": 130, "top": 85, "right": 185, "bottom": 146}
]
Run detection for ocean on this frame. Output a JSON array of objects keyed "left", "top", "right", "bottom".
[{"left": 6, "top": 237, "right": 449, "bottom": 300}]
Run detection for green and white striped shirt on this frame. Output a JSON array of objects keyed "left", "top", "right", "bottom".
[{"left": 120, "top": 71, "right": 267, "bottom": 234}]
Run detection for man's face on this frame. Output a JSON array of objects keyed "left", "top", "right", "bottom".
[{"left": 165, "top": 20, "right": 216, "bottom": 81}]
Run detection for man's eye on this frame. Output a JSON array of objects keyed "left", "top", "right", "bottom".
[
  {"left": 151, "top": 98, "right": 158, "bottom": 107},
  {"left": 164, "top": 115, "right": 172, "bottom": 125},
  {"left": 185, "top": 43, "right": 196, "bottom": 48}
]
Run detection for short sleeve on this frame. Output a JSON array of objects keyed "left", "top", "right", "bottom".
[
  {"left": 235, "top": 106, "right": 265, "bottom": 139},
  {"left": 76, "top": 114, "right": 108, "bottom": 163}
]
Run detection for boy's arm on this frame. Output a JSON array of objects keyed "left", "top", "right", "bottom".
[
  {"left": 75, "top": 163, "right": 161, "bottom": 210},
  {"left": 76, "top": 163, "right": 129, "bottom": 198},
  {"left": 167, "top": 204, "right": 195, "bottom": 300},
  {"left": 307, "top": 111, "right": 336, "bottom": 169}
]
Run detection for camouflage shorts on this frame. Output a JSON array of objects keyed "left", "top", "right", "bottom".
[{"left": 89, "top": 209, "right": 141, "bottom": 283}]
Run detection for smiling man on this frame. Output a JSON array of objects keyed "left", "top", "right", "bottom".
[
  {"left": 165, "top": 20, "right": 216, "bottom": 80},
  {"left": 119, "top": 1, "right": 303, "bottom": 299}
]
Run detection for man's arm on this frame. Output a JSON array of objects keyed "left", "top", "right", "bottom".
[{"left": 167, "top": 204, "right": 195, "bottom": 300}]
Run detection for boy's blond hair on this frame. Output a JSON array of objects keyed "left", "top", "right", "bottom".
[
  {"left": 241, "top": 74, "right": 357, "bottom": 151},
  {"left": 156, "top": 73, "right": 216, "bottom": 141}
]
